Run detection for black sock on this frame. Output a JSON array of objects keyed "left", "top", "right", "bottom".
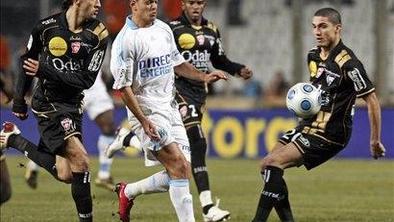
[
  {"left": 71, "top": 172, "right": 93, "bottom": 222},
  {"left": 252, "top": 166, "right": 284, "bottom": 222},
  {"left": 274, "top": 178, "right": 294, "bottom": 222},
  {"left": 123, "top": 131, "right": 136, "bottom": 147},
  {"left": 8, "top": 135, "right": 58, "bottom": 179},
  {"left": 194, "top": 170, "right": 210, "bottom": 193}
]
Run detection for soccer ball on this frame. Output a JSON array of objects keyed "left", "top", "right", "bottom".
[{"left": 286, "top": 82, "right": 322, "bottom": 118}]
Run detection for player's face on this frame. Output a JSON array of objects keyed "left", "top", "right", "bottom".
[
  {"left": 79, "top": 0, "right": 101, "bottom": 19},
  {"left": 312, "top": 16, "right": 341, "bottom": 48},
  {"left": 182, "top": 0, "right": 206, "bottom": 24},
  {"left": 132, "top": 0, "right": 158, "bottom": 24}
]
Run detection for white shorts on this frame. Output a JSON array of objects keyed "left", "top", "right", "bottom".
[
  {"left": 83, "top": 72, "right": 114, "bottom": 120},
  {"left": 128, "top": 104, "right": 190, "bottom": 167}
]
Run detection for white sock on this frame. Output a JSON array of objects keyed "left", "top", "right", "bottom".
[
  {"left": 169, "top": 179, "right": 195, "bottom": 222},
  {"left": 27, "top": 160, "right": 40, "bottom": 171},
  {"left": 97, "top": 134, "right": 114, "bottom": 179},
  {"left": 199, "top": 190, "right": 214, "bottom": 207},
  {"left": 124, "top": 170, "right": 170, "bottom": 198}
]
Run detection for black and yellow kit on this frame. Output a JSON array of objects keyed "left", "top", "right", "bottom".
[
  {"left": 13, "top": 11, "right": 109, "bottom": 153},
  {"left": 169, "top": 13, "right": 245, "bottom": 127},
  {"left": 279, "top": 40, "right": 375, "bottom": 169}
]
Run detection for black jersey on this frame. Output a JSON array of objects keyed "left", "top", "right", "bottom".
[
  {"left": 169, "top": 13, "right": 244, "bottom": 105},
  {"left": 14, "top": 11, "right": 108, "bottom": 111},
  {"left": 301, "top": 40, "right": 375, "bottom": 146}
]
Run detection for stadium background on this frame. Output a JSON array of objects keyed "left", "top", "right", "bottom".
[
  {"left": 1, "top": 0, "right": 393, "bottom": 159},
  {"left": 1, "top": 1, "right": 393, "bottom": 222}
]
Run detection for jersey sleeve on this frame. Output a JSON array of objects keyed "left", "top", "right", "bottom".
[
  {"left": 343, "top": 59, "right": 375, "bottom": 98},
  {"left": 38, "top": 33, "right": 108, "bottom": 90},
  {"left": 209, "top": 26, "right": 244, "bottom": 75},
  {"left": 111, "top": 31, "right": 135, "bottom": 90},
  {"left": 14, "top": 22, "right": 43, "bottom": 106},
  {"left": 169, "top": 27, "right": 185, "bottom": 66}
]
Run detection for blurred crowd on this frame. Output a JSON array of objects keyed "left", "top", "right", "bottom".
[{"left": 2, "top": 0, "right": 394, "bottom": 108}]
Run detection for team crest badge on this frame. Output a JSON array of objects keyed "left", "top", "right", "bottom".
[
  {"left": 71, "top": 42, "right": 81, "bottom": 54},
  {"left": 179, "top": 105, "right": 188, "bottom": 118},
  {"left": 326, "top": 75, "right": 335, "bottom": 86},
  {"left": 61, "top": 118, "right": 75, "bottom": 133},
  {"left": 196, "top": 35, "right": 205, "bottom": 45},
  {"left": 316, "top": 67, "right": 324, "bottom": 78}
]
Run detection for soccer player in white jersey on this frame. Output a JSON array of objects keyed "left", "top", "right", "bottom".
[
  {"left": 110, "top": 1, "right": 227, "bottom": 221},
  {"left": 24, "top": 70, "right": 118, "bottom": 191}
]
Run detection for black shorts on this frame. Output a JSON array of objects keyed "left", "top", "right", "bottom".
[
  {"left": 278, "top": 128, "right": 345, "bottom": 170},
  {"left": 175, "top": 91, "right": 204, "bottom": 128},
  {"left": 33, "top": 102, "right": 83, "bottom": 154}
]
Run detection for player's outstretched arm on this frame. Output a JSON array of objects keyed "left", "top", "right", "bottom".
[
  {"left": 362, "top": 92, "right": 386, "bottom": 159},
  {"left": 118, "top": 86, "right": 159, "bottom": 141},
  {"left": 174, "top": 62, "right": 227, "bottom": 83}
]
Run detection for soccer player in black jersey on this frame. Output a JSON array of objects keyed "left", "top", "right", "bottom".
[
  {"left": 252, "top": 8, "right": 386, "bottom": 222},
  {"left": 0, "top": 0, "right": 108, "bottom": 221}
]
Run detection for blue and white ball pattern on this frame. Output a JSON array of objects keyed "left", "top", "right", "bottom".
[{"left": 286, "top": 83, "right": 322, "bottom": 118}]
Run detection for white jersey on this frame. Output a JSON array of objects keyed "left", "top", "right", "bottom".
[
  {"left": 111, "top": 17, "right": 185, "bottom": 111},
  {"left": 83, "top": 70, "right": 114, "bottom": 120}
]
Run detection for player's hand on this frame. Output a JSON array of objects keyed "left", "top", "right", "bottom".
[
  {"left": 238, "top": 67, "right": 253, "bottom": 80},
  {"left": 12, "top": 112, "right": 28, "bottom": 120},
  {"left": 204, "top": 70, "right": 228, "bottom": 83},
  {"left": 370, "top": 141, "right": 385, "bottom": 159},
  {"left": 141, "top": 118, "right": 160, "bottom": 141},
  {"left": 23, "top": 58, "right": 39, "bottom": 76}
]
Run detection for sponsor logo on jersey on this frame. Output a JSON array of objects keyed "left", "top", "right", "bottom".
[
  {"left": 347, "top": 68, "right": 367, "bottom": 91},
  {"left": 71, "top": 42, "right": 81, "bottom": 54},
  {"left": 138, "top": 54, "right": 172, "bottom": 78},
  {"left": 42, "top": 18, "right": 56, "bottom": 25},
  {"left": 178, "top": 33, "right": 195, "bottom": 49},
  {"left": 181, "top": 49, "right": 211, "bottom": 72},
  {"left": 52, "top": 58, "right": 82, "bottom": 71},
  {"left": 298, "top": 135, "right": 310, "bottom": 147},
  {"left": 48, "top": 36, "right": 67, "bottom": 57},
  {"left": 309, "top": 61, "right": 317, "bottom": 77},
  {"left": 88, "top": 50, "right": 105, "bottom": 72}
]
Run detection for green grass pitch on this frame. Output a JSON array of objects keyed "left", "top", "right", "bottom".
[{"left": 1, "top": 156, "right": 393, "bottom": 222}]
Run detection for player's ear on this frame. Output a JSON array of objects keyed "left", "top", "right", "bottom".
[
  {"left": 335, "top": 23, "right": 342, "bottom": 33},
  {"left": 181, "top": 0, "right": 186, "bottom": 10}
]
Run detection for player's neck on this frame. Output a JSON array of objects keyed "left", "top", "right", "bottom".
[
  {"left": 66, "top": 8, "right": 85, "bottom": 33},
  {"left": 320, "top": 38, "right": 341, "bottom": 59},
  {"left": 184, "top": 13, "right": 202, "bottom": 26},
  {"left": 132, "top": 16, "right": 154, "bottom": 28}
]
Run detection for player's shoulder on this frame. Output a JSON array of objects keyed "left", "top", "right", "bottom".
[
  {"left": 205, "top": 20, "right": 219, "bottom": 33},
  {"left": 307, "top": 46, "right": 320, "bottom": 61},
  {"left": 35, "top": 13, "right": 62, "bottom": 31},
  {"left": 168, "top": 18, "right": 183, "bottom": 29},
  {"left": 333, "top": 42, "right": 361, "bottom": 69},
  {"left": 85, "top": 18, "right": 109, "bottom": 42},
  {"left": 154, "top": 19, "right": 174, "bottom": 35}
]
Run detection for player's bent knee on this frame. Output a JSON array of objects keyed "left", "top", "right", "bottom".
[
  {"left": 57, "top": 173, "right": 73, "bottom": 184},
  {"left": 260, "top": 155, "right": 279, "bottom": 170}
]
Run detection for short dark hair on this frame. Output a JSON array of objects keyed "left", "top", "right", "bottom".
[
  {"left": 314, "top": 8, "right": 342, "bottom": 25},
  {"left": 62, "top": 0, "right": 73, "bottom": 10}
]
